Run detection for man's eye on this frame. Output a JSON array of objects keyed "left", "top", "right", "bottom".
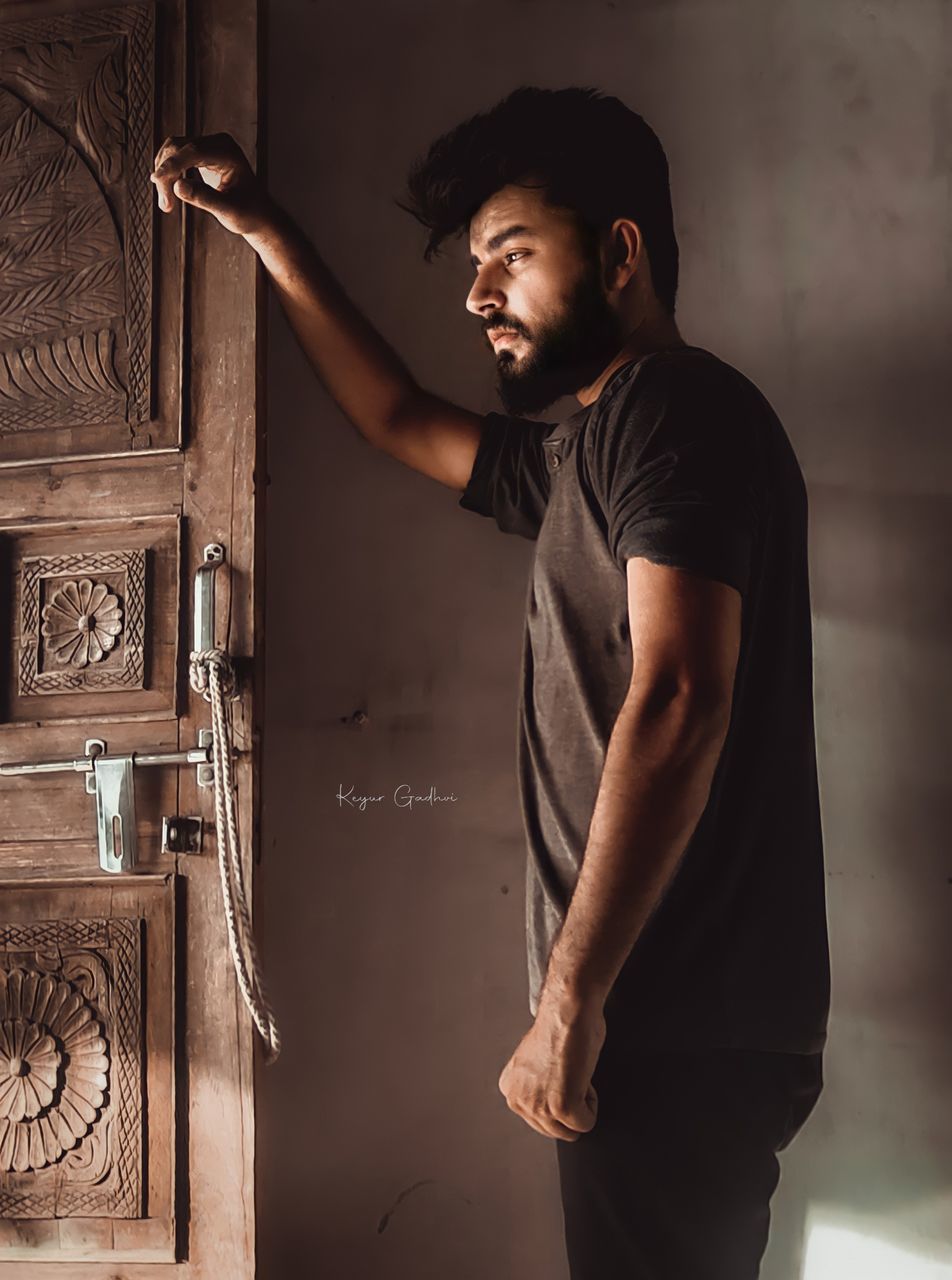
[{"left": 505, "top": 251, "right": 528, "bottom": 264}]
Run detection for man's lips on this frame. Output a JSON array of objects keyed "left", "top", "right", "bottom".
[{"left": 489, "top": 329, "right": 521, "bottom": 345}]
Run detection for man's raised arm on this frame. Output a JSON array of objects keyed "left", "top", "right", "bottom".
[{"left": 151, "top": 132, "right": 483, "bottom": 491}]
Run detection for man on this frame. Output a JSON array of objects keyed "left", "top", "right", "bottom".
[{"left": 153, "top": 85, "right": 830, "bottom": 1279}]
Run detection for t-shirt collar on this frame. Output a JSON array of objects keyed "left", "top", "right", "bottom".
[
  {"left": 546, "top": 359, "right": 642, "bottom": 443},
  {"left": 546, "top": 346, "right": 697, "bottom": 443}
]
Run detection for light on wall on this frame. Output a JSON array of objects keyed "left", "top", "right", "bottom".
[{"left": 803, "top": 1216, "right": 952, "bottom": 1280}]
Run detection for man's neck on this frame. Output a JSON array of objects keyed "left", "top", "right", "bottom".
[{"left": 575, "top": 315, "right": 686, "bottom": 407}]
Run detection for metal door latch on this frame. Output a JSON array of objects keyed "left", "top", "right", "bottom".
[
  {"left": 1, "top": 735, "right": 214, "bottom": 874},
  {"left": 1, "top": 546, "right": 230, "bottom": 876},
  {"left": 161, "top": 815, "right": 204, "bottom": 854}
]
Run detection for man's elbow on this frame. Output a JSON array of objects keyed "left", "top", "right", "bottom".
[{"left": 621, "top": 677, "right": 733, "bottom": 760}]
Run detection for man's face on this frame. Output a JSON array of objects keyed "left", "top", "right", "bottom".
[{"left": 466, "top": 182, "right": 626, "bottom": 415}]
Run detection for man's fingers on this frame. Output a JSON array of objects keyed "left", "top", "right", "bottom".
[
  {"left": 550, "top": 1122, "right": 581, "bottom": 1141},
  {"left": 507, "top": 1098, "right": 584, "bottom": 1141},
  {"left": 548, "top": 1104, "right": 590, "bottom": 1139},
  {"left": 151, "top": 135, "right": 232, "bottom": 211},
  {"left": 151, "top": 134, "right": 185, "bottom": 172},
  {"left": 533, "top": 1111, "right": 581, "bottom": 1140},
  {"left": 151, "top": 138, "right": 196, "bottom": 209},
  {"left": 170, "top": 175, "right": 225, "bottom": 216},
  {"left": 153, "top": 138, "right": 196, "bottom": 172},
  {"left": 153, "top": 132, "right": 231, "bottom": 174},
  {"left": 552, "top": 1092, "right": 598, "bottom": 1136}
]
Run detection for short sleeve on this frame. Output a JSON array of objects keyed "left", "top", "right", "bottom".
[
  {"left": 458, "top": 410, "right": 557, "bottom": 541},
  {"left": 589, "top": 354, "right": 762, "bottom": 594}
]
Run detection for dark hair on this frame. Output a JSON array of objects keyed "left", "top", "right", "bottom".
[{"left": 396, "top": 85, "right": 680, "bottom": 315}]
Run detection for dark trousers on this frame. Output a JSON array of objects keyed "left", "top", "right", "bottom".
[{"left": 555, "top": 1039, "right": 823, "bottom": 1280}]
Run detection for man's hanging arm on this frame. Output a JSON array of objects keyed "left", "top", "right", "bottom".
[{"left": 536, "top": 555, "right": 743, "bottom": 1017}]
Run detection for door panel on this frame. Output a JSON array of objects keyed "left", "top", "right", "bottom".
[
  {"left": 6, "top": 514, "right": 180, "bottom": 721},
  {"left": 0, "top": 0, "right": 263, "bottom": 1274},
  {"left": 0, "top": 878, "right": 174, "bottom": 1262},
  {"left": 0, "top": 719, "right": 177, "bottom": 877},
  {"left": 0, "top": 1, "right": 184, "bottom": 461}
]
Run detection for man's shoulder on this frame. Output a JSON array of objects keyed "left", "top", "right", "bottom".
[
  {"left": 600, "top": 344, "right": 766, "bottom": 408},
  {"left": 591, "top": 345, "right": 783, "bottom": 452}
]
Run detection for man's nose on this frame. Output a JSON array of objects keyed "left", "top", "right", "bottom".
[{"left": 465, "top": 269, "right": 505, "bottom": 317}]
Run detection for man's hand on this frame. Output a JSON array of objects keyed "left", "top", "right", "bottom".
[
  {"left": 150, "top": 132, "right": 275, "bottom": 237},
  {"left": 498, "top": 994, "right": 606, "bottom": 1141}
]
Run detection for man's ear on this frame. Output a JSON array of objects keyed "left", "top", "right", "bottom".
[{"left": 608, "top": 218, "right": 643, "bottom": 291}]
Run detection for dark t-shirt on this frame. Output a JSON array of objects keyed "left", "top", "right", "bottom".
[{"left": 459, "top": 344, "right": 831, "bottom": 1054}]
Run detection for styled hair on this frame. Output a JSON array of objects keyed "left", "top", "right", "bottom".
[{"left": 396, "top": 85, "right": 680, "bottom": 315}]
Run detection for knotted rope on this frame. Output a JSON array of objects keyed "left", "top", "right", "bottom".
[{"left": 189, "top": 647, "right": 281, "bottom": 1063}]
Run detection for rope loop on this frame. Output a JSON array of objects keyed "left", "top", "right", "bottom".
[
  {"left": 188, "top": 646, "right": 281, "bottom": 1063},
  {"left": 188, "top": 647, "right": 239, "bottom": 702}
]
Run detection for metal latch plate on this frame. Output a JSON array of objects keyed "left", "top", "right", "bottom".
[{"left": 161, "top": 815, "right": 204, "bottom": 854}]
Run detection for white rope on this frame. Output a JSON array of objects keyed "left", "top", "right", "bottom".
[{"left": 189, "top": 647, "right": 281, "bottom": 1064}]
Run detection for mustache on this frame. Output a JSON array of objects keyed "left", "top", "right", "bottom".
[{"left": 482, "top": 316, "right": 527, "bottom": 338}]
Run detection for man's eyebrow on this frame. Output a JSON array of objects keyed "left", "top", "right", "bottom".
[{"left": 469, "top": 224, "right": 536, "bottom": 268}]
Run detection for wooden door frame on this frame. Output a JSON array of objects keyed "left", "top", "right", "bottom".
[{"left": 175, "top": 0, "right": 266, "bottom": 1273}]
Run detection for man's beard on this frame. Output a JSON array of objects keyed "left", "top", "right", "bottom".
[{"left": 489, "top": 265, "right": 626, "bottom": 416}]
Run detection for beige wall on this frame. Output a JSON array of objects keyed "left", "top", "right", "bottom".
[{"left": 256, "top": 3, "right": 952, "bottom": 1277}]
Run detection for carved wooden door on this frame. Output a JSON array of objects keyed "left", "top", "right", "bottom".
[{"left": 0, "top": 0, "right": 264, "bottom": 1274}]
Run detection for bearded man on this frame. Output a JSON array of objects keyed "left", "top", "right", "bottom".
[{"left": 152, "top": 84, "right": 830, "bottom": 1280}]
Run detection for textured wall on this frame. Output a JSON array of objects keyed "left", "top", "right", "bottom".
[{"left": 256, "top": 3, "right": 952, "bottom": 1277}]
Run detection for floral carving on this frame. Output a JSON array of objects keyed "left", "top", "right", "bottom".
[
  {"left": 40, "top": 577, "right": 123, "bottom": 667},
  {"left": 0, "top": 968, "right": 109, "bottom": 1173},
  {"left": 0, "top": 1020, "right": 60, "bottom": 1122}
]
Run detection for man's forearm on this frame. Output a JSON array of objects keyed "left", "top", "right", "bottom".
[
  {"left": 538, "top": 681, "right": 731, "bottom": 1015},
  {"left": 244, "top": 204, "right": 419, "bottom": 444}
]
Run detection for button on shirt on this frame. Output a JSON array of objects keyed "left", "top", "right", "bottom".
[{"left": 459, "top": 345, "right": 831, "bottom": 1055}]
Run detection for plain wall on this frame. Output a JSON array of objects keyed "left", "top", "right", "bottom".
[{"left": 255, "top": 3, "right": 952, "bottom": 1277}]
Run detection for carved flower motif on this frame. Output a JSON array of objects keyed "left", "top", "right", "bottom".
[
  {"left": 0, "top": 969, "right": 109, "bottom": 1173},
  {"left": 0, "top": 1020, "right": 60, "bottom": 1123},
  {"left": 41, "top": 577, "right": 123, "bottom": 667}
]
